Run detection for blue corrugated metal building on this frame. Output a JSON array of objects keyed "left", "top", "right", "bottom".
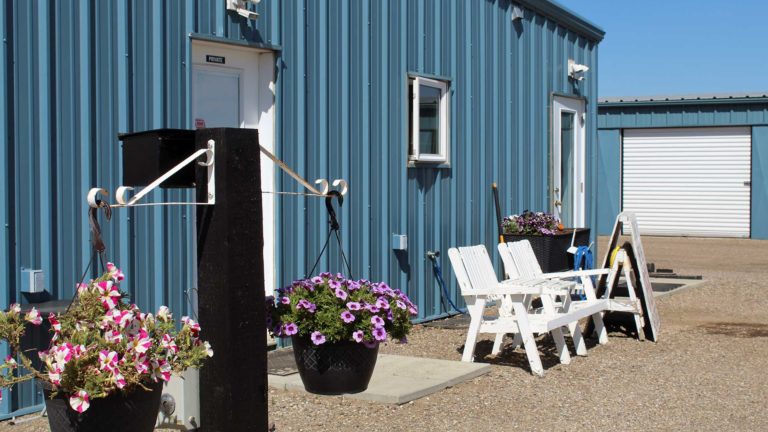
[
  {"left": 597, "top": 93, "right": 768, "bottom": 239},
  {"left": 1, "top": 0, "right": 603, "bottom": 417}
]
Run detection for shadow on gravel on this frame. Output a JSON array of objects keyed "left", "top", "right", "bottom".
[{"left": 699, "top": 322, "right": 768, "bottom": 338}]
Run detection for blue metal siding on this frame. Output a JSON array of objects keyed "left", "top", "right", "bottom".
[
  {"left": 596, "top": 130, "right": 621, "bottom": 236},
  {"left": 752, "top": 126, "right": 768, "bottom": 240},
  {"left": 0, "top": 0, "right": 278, "bottom": 418},
  {"left": 1, "top": 0, "right": 601, "bottom": 414},
  {"left": 275, "top": 1, "right": 600, "bottom": 321},
  {"left": 598, "top": 100, "right": 768, "bottom": 239},
  {"left": 598, "top": 103, "right": 768, "bottom": 129}
]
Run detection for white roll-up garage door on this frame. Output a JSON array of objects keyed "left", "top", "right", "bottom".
[{"left": 622, "top": 127, "right": 751, "bottom": 238}]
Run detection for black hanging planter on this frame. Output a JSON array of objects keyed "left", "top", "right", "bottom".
[
  {"left": 43, "top": 382, "right": 163, "bottom": 432},
  {"left": 291, "top": 336, "right": 379, "bottom": 395}
]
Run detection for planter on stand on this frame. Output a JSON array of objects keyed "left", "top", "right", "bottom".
[
  {"left": 291, "top": 336, "right": 379, "bottom": 395},
  {"left": 43, "top": 382, "right": 163, "bottom": 432},
  {"left": 503, "top": 228, "right": 591, "bottom": 273}
]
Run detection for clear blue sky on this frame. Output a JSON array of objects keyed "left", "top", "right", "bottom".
[{"left": 556, "top": 0, "right": 768, "bottom": 97}]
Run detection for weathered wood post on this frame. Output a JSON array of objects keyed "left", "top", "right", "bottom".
[{"left": 196, "top": 128, "right": 268, "bottom": 431}]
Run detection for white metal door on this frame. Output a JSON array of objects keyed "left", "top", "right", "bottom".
[
  {"left": 622, "top": 127, "right": 751, "bottom": 238},
  {"left": 552, "top": 96, "right": 586, "bottom": 227},
  {"left": 192, "top": 41, "right": 276, "bottom": 293}
]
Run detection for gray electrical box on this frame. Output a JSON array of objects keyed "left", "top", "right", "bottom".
[
  {"left": 21, "top": 269, "right": 45, "bottom": 294},
  {"left": 392, "top": 234, "right": 407, "bottom": 251}
]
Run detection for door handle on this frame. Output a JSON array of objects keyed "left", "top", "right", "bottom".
[{"left": 554, "top": 200, "right": 562, "bottom": 206}]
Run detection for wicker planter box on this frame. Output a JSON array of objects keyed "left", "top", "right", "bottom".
[{"left": 503, "top": 228, "right": 591, "bottom": 273}]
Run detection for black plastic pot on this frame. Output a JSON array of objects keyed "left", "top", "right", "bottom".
[
  {"left": 503, "top": 228, "right": 591, "bottom": 273},
  {"left": 43, "top": 382, "right": 163, "bottom": 432},
  {"left": 291, "top": 336, "right": 379, "bottom": 395}
]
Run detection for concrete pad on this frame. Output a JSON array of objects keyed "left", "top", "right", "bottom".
[{"left": 269, "top": 354, "right": 491, "bottom": 404}]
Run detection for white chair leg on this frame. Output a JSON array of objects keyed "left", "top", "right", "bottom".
[
  {"left": 512, "top": 301, "right": 544, "bottom": 376},
  {"left": 561, "top": 294, "right": 587, "bottom": 356},
  {"left": 462, "top": 300, "right": 485, "bottom": 362},
  {"left": 593, "top": 312, "right": 608, "bottom": 345},
  {"left": 510, "top": 332, "right": 522, "bottom": 350},
  {"left": 491, "top": 333, "right": 505, "bottom": 355},
  {"left": 541, "top": 295, "right": 571, "bottom": 364}
]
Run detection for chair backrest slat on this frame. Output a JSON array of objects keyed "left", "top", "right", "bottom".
[
  {"left": 448, "top": 248, "right": 474, "bottom": 294},
  {"left": 508, "top": 240, "right": 543, "bottom": 278},
  {"left": 497, "top": 243, "right": 522, "bottom": 279},
  {"left": 458, "top": 245, "right": 499, "bottom": 290}
]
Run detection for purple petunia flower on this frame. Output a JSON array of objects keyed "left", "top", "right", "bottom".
[
  {"left": 408, "top": 306, "right": 418, "bottom": 315},
  {"left": 364, "top": 304, "right": 381, "bottom": 313},
  {"left": 395, "top": 300, "right": 407, "bottom": 310},
  {"left": 346, "top": 280, "right": 361, "bottom": 291},
  {"left": 334, "top": 288, "right": 348, "bottom": 301},
  {"left": 310, "top": 331, "right": 326, "bottom": 345},
  {"left": 281, "top": 297, "right": 291, "bottom": 305},
  {"left": 371, "top": 316, "right": 385, "bottom": 328},
  {"left": 311, "top": 276, "right": 323, "bottom": 284},
  {"left": 387, "top": 310, "right": 393, "bottom": 321},
  {"left": 373, "top": 327, "right": 387, "bottom": 341},
  {"left": 329, "top": 280, "right": 342, "bottom": 290},
  {"left": 346, "top": 302, "right": 362, "bottom": 311},
  {"left": 284, "top": 322, "right": 298, "bottom": 335},
  {"left": 375, "top": 297, "right": 390, "bottom": 310},
  {"left": 352, "top": 330, "right": 364, "bottom": 343},
  {"left": 340, "top": 310, "right": 355, "bottom": 323},
  {"left": 335, "top": 273, "right": 345, "bottom": 280}
]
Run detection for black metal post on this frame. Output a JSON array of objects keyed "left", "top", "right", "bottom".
[{"left": 195, "top": 128, "right": 267, "bottom": 431}]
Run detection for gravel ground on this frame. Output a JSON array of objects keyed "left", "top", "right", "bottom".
[{"left": 3, "top": 236, "right": 767, "bottom": 431}]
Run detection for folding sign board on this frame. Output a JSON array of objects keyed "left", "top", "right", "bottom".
[{"left": 598, "top": 212, "right": 660, "bottom": 342}]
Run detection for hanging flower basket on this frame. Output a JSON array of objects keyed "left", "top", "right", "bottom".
[
  {"left": 267, "top": 273, "right": 418, "bottom": 394},
  {"left": 0, "top": 264, "right": 213, "bottom": 432}
]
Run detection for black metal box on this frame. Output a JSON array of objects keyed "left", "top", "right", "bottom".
[{"left": 119, "top": 129, "right": 196, "bottom": 188}]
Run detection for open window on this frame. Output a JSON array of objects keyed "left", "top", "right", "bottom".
[{"left": 408, "top": 76, "right": 450, "bottom": 164}]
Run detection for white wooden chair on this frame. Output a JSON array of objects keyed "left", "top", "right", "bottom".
[
  {"left": 498, "top": 240, "right": 642, "bottom": 347},
  {"left": 448, "top": 245, "right": 609, "bottom": 376}
]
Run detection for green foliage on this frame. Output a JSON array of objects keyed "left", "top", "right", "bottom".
[
  {"left": 0, "top": 264, "right": 212, "bottom": 411},
  {"left": 267, "top": 274, "right": 418, "bottom": 345}
]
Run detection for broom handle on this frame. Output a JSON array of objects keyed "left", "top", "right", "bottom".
[{"left": 492, "top": 183, "right": 504, "bottom": 244}]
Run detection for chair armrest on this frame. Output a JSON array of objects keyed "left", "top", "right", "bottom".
[
  {"left": 462, "top": 278, "right": 574, "bottom": 297},
  {"left": 539, "top": 268, "right": 610, "bottom": 279}
]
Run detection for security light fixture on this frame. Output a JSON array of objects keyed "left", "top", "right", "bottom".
[
  {"left": 511, "top": 4, "right": 524, "bottom": 21},
  {"left": 226, "top": 0, "right": 259, "bottom": 20},
  {"left": 568, "top": 59, "right": 589, "bottom": 81}
]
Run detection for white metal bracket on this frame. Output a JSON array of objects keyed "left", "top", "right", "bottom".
[
  {"left": 258, "top": 144, "right": 348, "bottom": 199},
  {"left": 87, "top": 140, "right": 216, "bottom": 208}
]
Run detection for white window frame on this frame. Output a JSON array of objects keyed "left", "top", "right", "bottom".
[{"left": 409, "top": 76, "right": 450, "bottom": 164}]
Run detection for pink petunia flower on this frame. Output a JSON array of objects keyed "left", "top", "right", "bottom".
[
  {"left": 69, "top": 390, "right": 90, "bottom": 413},
  {"left": 112, "top": 371, "right": 127, "bottom": 389},
  {"left": 25, "top": 307, "right": 42, "bottom": 325},
  {"left": 49, "top": 367, "right": 62, "bottom": 386},
  {"left": 4, "top": 355, "right": 17, "bottom": 369},
  {"left": 156, "top": 306, "right": 172, "bottom": 322},
  {"left": 181, "top": 316, "right": 201, "bottom": 335},
  {"left": 334, "top": 288, "right": 348, "bottom": 301},
  {"left": 134, "top": 329, "right": 152, "bottom": 354},
  {"left": 370, "top": 316, "right": 385, "bottom": 328},
  {"left": 9, "top": 303, "right": 20, "bottom": 315},
  {"left": 105, "top": 330, "right": 123, "bottom": 344},
  {"left": 99, "top": 350, "right": 119, "bottom": 372},
  {"left": 283, "top": 322, "right": 298, "bottom": 336},
  {"left": 340, "top": 310, "right": 355, "bottom": 323},
  {"left": 352, "top": 330, "right": 364, "bottom": 343},
  {"left": 106, "top": 262, "right": 125, "bottom": 282},
  {"left": 48, "top": 313, "right": 62, "bottom": 333},
  {"left": 162, "top": 334, "right": 179, "bottom": 354},
  {"left": 151, "top": 359, "right": 172, "bottom": 382},
  {"left": 375, "top": 297, "right": 390, "bottom": 310},
  {"left": 310, "top": 331, "right": 326, "bottom": 345},
  {"left": 373, "top": 327, "right": 387, "bottom": 341}
]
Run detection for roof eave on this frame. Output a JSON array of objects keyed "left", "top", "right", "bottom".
[{"left": 517, "top": 0, "right": 605, "bottom": 43}]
